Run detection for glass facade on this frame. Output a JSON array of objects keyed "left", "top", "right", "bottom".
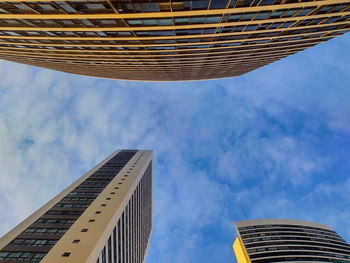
[
  {"left": 235, "top": 219, "right": 350, "bottom": 263},
  {"left": 0, "top": 0, "right": 349, "bottom": 80}
]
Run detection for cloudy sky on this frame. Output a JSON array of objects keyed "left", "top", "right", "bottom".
[{"left": 0, "top": 32, "right": 350, "bottom": 263}]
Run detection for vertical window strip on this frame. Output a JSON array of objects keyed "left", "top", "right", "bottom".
[
  {"left": 130, "top": 194, "right": 133, "bottom": 263},
  {"left": 137, "top": 184, "right": 141, "bottom": 263},
  {"left": 108, "top": 236, "right": 112, "bottom": 263},
  {"left": 141, "top": 176, "right": 144, "bottom": 260},
  {"left": 102, "top": 246, "right": 106, "bottom": 263},
  {"left": 128, "top": 199, "right": 131, "bottom": 263},
  {"left": 132, "top": 194, "right": 135, "bottom": 263},
  {"left": 113, "top": 227, "right": 117, "bottom": 263},
  {"left": 122, "top": 211, "right": 125, "bottom": 263},
  {"left": 118, "top": 219, "right": 121, "bottom": 263},
  {"left": 125, "top": 204, "right": 129, "bottom": 263},
  {"left": 135, "top": 185, "right": 138, "bottom": 263}
]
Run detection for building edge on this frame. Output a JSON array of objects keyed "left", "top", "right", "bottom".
[
  {"left": 233, "top": 237, "right": 250, "bottom": 263},
  {"left": 235, "top": 218, "right": 332, "bottom": 231}
]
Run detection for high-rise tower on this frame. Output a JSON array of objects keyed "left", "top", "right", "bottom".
[
  {"left": 0, "top": 0, "right": 349, "bottom": 81},
  {"left": 233, "top": 219, "right": 350, "bottom": 263},
  {"left": 0, "top": 149, "right": 153, "bottom": 263}
]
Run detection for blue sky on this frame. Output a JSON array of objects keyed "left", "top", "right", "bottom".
[{"left": 0, "top": 32, "right": 350, "bottom": 263}]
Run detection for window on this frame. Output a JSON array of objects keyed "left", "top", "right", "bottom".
[
  {"left": 175, "top": 17, "right": 189, "bottom": 24},
  {"left": 34, "top": 240, "right": 47, "bottom": 246},
  {"left": 113, "top": 227, "right": 117, "bottom": 263},
  {"left": 296, "top": 8, "right": 314, "bottom": 16},
  {"left": 242, "top": 13, "right": 255, "bottom": 20},
  {"left": 11, "top": 239, "right": 24, "bottom": 245},
  {"left": 283, "top": 9, "right": 299, "bottom": 17},
  {"left": 0, "top": 252, "right": 9, "bottom": 259},
  {"left": 33, "top": 253, "right": 46, "bottom": 260},
  {"left": 48, "top": 240, "right": 57, "bottom": 246},
  {"left": 255, "top": 12, "right": 271, "bottom": 20},
  {"left": 102, "top": 247, "right": 106, "bottom": 263},
  {"left": 24, "top": 228, "right": 35, "bottom": 233},
  {"left": 260, "top": 0, "right": 275, "bottom": 5},
  {"left": 206, "top": 16, "right": 221, "bottom": 23},
  {"left": 108, "top": 237, "right": 112, "bottom": 263},
  {"left": 140, "top": 3, "right": 159, "bottom": 12},
  {"left": 23, "top": 240, "right": 35, "bottom": 245},
  {"left": 158, "top": 19, "right": 172, "bottom": 26},
  {"left": 127, "top": 20, "right": 142, "bottom": 25},
  {"left": 8, "top": 252, "right": 22, "bottom": 258},
  {"left": 35, "top": 228, "right": 46, "bottom": 233},
  {"left": 210, "top": 0, "right": 228, "bottom": 9},
  {"left": 20, "top": 252, "right": 31, "bottom": 258}
]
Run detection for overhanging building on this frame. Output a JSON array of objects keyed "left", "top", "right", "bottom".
[
  {"left": 233, "top": 219, "right": 350, "bottom": 263},
  {"left": 0, "top": 0, "right": 349, "bottom": 81},
  {"left": 0, "top": 149, "right": 153, "bottom": 263}
]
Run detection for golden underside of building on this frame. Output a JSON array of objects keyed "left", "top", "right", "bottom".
[{"left": 0, "top": 0, "right": 349, "bottom": 81}]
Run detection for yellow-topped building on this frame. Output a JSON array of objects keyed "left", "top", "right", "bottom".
[
  {"left": 233, "top": 219, "right": 350, "bottom": 263},
  {"left": 0, "top": 0, "right": 349, "bottom": 81}
]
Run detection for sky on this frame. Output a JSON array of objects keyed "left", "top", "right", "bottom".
[{"left": 0, "top": 32, "right": 350, "bottom": 263}]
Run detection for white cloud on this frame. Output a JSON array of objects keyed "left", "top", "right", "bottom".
[{"left": 217, "top": 152, "right": 240, "bottom": 183}]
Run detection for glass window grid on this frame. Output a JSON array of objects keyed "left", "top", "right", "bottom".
[
  {"left": 247, "top": 245, "right": 350, "bottom": 257},
  {"left": 246, "top": 240, "right": 350, "bottom": 251},
  {"left": 0, "top": 1, "right": 348, "bottom": 80},
  {"left": 249, "top": 250, "right": 350, "bottom": 260},
  {"left": 0, "top": 251, "right": 47, "bottom": 262},
  {"left": 240, "top": 227, "right": 344, "bottom": 240}
]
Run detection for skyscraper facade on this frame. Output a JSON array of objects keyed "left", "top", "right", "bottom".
[
  {"left": 0, "top": 149, "right": 153, "bottom": 263},
  {"left": 233, "top": 219, "right": 350, "bottom": 263},
  {"left": 0, "top": 0, "right": 349, "bottom": 81}
]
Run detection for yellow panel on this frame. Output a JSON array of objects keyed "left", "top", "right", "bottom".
[{"left": 233, "top": 237, "right": 250, "bottom": 263}]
